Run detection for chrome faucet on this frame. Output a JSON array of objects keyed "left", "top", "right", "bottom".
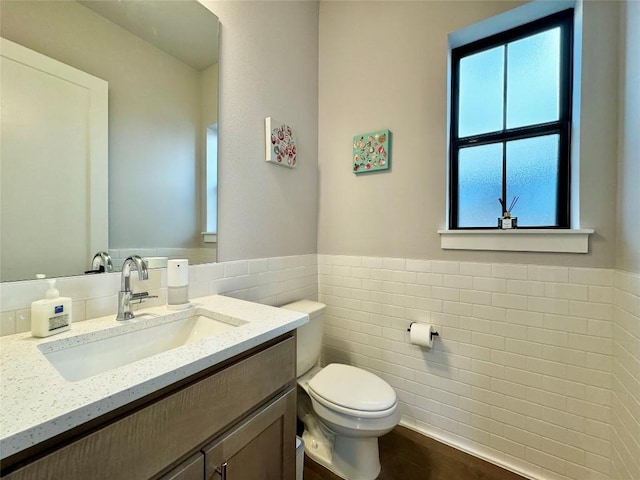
[
  {"left": 89, "top": 251, "right": 113, "bottom": 273},
  {"left": 116, "top": 255, "right": 156, "bottom": 320}
]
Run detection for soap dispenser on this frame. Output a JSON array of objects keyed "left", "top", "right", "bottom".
[{"left": 31, "top": 279, "right": 73, "bottom": 337}]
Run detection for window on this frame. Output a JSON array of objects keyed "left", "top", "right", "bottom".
[{"left": 449, "top": 10, "right": 573, "bottom": 229}]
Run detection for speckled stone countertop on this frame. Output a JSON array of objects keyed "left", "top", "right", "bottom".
[{"left": 0, "top": 295, "right": 307, "bottom": 460}]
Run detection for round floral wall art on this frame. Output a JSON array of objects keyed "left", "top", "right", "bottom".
[{"left": 265, "top": 117, "right": 297, "bottom": 168}]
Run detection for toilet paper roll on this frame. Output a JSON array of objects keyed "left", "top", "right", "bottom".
[
  {"left": 167, "top": 259, "right": 189, "bottom": 287},
  {"left": 409, "top": 322, "right": 434, "bottom": 348}
]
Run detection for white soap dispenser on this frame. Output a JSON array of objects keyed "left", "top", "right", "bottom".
[{"left": 31, "top": 279, "right": 73, "bottom": 337}]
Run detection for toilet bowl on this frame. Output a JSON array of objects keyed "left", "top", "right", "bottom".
[{"left": 282, "top": 300, "right": 400, "bottom": 480}]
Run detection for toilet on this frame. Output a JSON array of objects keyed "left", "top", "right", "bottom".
[{"left": 282, "top": 300, "right": 400, "bottom": 480}]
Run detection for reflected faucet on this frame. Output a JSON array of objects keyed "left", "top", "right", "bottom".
[
  {"left": 116, "top": 255, "right": 156, "bottom": 321},
  {"left": 87, "top": 251, "right": 113, "bottom": 274}
]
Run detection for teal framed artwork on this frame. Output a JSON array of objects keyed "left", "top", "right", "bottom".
[{"left": 353, "top": 129, "right": 390, "bottom": 174}]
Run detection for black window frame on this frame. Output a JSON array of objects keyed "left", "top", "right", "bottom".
[{"left": 449, "top": 9, "right": 574, "bottom": 230}]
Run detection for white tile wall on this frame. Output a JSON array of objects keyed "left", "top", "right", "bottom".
[
  {"left": 1, "top": 252, "right": 637, "bottom": 480},
  {"left": 318, "top": 255, "right": 627, "bottom": 480},
  {"left": 0, "top": 254, "right": 317, "bottom": 334},
  {"left": 611, "top": 270, "right": 640, "bottom": 480}
]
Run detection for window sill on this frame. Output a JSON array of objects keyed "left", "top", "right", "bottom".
[
  {"left": 438, "top": 229, "right": 594, "bottom": 253},
  {"left": 202, "top": 232, "right": 217, "bottom": 244}
]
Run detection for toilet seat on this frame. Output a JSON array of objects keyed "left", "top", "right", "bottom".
[{"left": 307, "top": 364, "right": 397, "bottom": 419}]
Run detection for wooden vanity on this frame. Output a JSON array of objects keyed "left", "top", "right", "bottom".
[
  {"left": 1, "top": 295, "right": 307, "bottom": 480},
  {"left": 3, "top": 333, "right": 296, "bottom": 480}
]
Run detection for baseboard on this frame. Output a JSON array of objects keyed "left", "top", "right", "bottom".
[{"left": 398, "top": 419, "right": 540, "bottom": 480}]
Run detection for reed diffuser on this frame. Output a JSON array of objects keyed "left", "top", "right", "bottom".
[{"left": 498, "top": 196, "right": 518, "bottom": 229}]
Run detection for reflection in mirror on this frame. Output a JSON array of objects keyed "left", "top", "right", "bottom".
[{"left": 0, "top": 0, "right": 219, "bottom": 282}]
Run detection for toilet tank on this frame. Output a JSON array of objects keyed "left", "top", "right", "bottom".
[{"left": 281, "top": 300, "right": 326, "bottom": 377}]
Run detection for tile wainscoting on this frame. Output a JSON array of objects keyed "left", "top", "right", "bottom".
[
  {"left": 0, "top": 254, "right": 318, "bottom": 335},
  {"left": 318, "top": 255, "right": 639, "bottom": 480},
  {"left": 1, "top": 253, "right": 637, "bottom": 480}
]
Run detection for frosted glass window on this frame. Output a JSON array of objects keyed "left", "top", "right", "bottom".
[
  {"left": 506, "top": 135, "right": 560, "bottom": 226},
  {"left": 458, "top": 46, "right": 504, "bottom": 138},
  {"left": 507, "top": 28, "right": 561, "bottom": 128},
  {"left": 458, "top": 143, "right": 503, "bottom": 227},
  {"left": 449, "top": 9, "right": 572, "bottom": 229}
]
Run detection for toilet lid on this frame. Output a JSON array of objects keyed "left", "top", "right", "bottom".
[{"left": 307, "top": 364, "right": 397, "bottom": 412}]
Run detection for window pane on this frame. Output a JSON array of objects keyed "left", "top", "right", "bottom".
[
  {"left": 458, "top": 46, "right": 504, "bottom": 137},
  {"left": 506, "top": 28, "right": 561, "bottom": 128},
  {"left": 458, "top": 143, "right": 503, "bottom": 227},
  {"left": 506, "top": 135, "right": 560, "bottom": 226}
]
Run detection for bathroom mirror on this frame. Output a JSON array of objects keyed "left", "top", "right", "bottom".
[{"left": 0, "top": 0, "right": 219, "bottom": 282}]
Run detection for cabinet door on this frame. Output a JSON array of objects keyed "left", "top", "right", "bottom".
[
  {"left": 158, "top": 453, "right": 204, "bottom": 480},
  {"left": 204, "top": 388, "right": 296, "bottom": 480}
]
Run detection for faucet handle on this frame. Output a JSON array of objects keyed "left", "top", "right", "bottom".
[{"left": 130, "top": 291, "right": 158, "bottom": 304}]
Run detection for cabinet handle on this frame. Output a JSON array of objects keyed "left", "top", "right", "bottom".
[{"left": 215, "top": 462, "right": 228, "bottom": 480}]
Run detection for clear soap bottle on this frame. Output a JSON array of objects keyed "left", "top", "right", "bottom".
[{"left": 31, "top": 279, "right": 72, "bottom": 337}]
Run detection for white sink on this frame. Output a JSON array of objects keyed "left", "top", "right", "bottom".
[{"left": 39, "top": 309, "right": 246, "bottom": 382}]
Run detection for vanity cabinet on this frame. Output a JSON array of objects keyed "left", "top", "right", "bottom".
[
  {"left": 159, "top": 453, "right": 205, "bottom": 480},
  {"left": 204, "top": 388, "right": 296, "bottom": 479},
  {"left": 3, "top": 334, "right": 296, "bottom": 480}
]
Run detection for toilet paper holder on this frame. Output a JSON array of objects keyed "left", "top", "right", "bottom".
[{"left": 406, "top": 322, "right": 439, "bottom": 339}]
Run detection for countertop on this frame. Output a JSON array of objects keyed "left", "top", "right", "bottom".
[{"left": 0, "top": 295, "right": 308, "bottom": 460}]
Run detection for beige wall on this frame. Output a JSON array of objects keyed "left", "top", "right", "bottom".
[
  {"left": 615, "top": 0, "right": 640, "bottom": 274},
  {"left": 1, "top": 1, "right": 205, "bottom": 251},
  {"left": 318, "top": 0, "right": 620, "bottom": 268},
  {"left": 203, "top": 1, "right": 319, "bottom": 262}
]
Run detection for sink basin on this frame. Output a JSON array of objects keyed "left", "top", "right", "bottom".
[{"left": 39, "top": 310, "right": 246, "bottom": 382}]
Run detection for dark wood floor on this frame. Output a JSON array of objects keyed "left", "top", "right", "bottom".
[{"left": 303, "top": 426, "right": 526, "bottom": 480}]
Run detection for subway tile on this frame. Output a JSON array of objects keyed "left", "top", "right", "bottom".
[
  {"left": 584, "top": 451, "right": 612, "bottom": 475},
  {"left": 506, "top": 338, "right": 543, "bottom": 358},
  {"left": 0, "top": 311, "right": 17, "bottom": 336},
  {"left": 491, "top": 263, "right": 528, "bottom": 280},
  {"left": 543, "top": 345, "right": 586, "bottom": 367},
  {"left": 542, "top": 376, "right": 586, "bottom": 400},
  {"left": 527, "top": 327, "right": 568, "bottom": 348},
  {"left": 431, "top": 286, "right": 460, "bottom": 302},
  {"left": 492, "top": 293, "right": 528, "bottom": 310},
  {"left": 526, "top": 387, "right": 566, "bottom": 411},
  {"left": 361, "top": 256, "right": 383, "bottom": 268},
  {"left": 16, "top": 309, "right": 31, "bottom": 333},
  {"left": 473, "top": 277, "right": 507, "bottom": 293},
  {"left": 472, "top": 359, "right": 504, "bottom": 378},
  {"left": 405, "top": 259, "right": 431, "bottom": 272},
  {"left": 504, "top": 366, "right": 543, "bottom": 388},
  {"left": 569, "top": 267, "right": 614, "bottom": 287},
  {"left": 491, "top": 321, "right": 527, "bottom": 340},
  {"left": 431, "top": 261, "right": 460, "bottom": 274},
  {"left": 442, "top": 301, "right": 473, "bottom": 317},
  {"left": 528, "top": 265, "right": 569, "bottom": 283},
  {"left": 506, "top": 309, "right": 543, "bottom": 327},
  {"left": 473, "top": 304, "right": 506, "bottom": 322},
  {"left": 525, "top": 447, "right": 567, "bottom": 476},
  {"left": 588, "top": 286, "right": 613, "bottom": 304},
  {"left": 416, "top": 272, "right": 443, "bottom": 286},
  {"left": 382, "top": 257, "right": 406, "bottom": 271},
  {"left": 443, "top": 274, "right": 473, "bottom": 289},
  {"left": 460, "top": 262, "right": 493, "bottom": 277},
  {"left": 472, "top": 332, "right": 505, "bottom": 350},
  {"left": 569, "top": 301, "right": 613, "bottom": 321},
  {"left": 567, "top": 333, "right": 613, "bottom": 355},
  {"left": 491, "top": 378, "right": 527, "bottom": 400},
  {"left": 527, "top": 296, "right": 569, "bottom": 315},
  {"left": 545, "top": 282, "right": 588, "bottom": 301},
  {"left": 543, "top": 313, "right": 587, "bottom": 334},
  {"left": 459, "top": 289, "right": 492, "bottom": 306},
  {"left": 526, "top": 357, "right": 566, "bottom": 379},
  {"left": 507, "top": 279, "right": 545, "bottom": 297}
]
